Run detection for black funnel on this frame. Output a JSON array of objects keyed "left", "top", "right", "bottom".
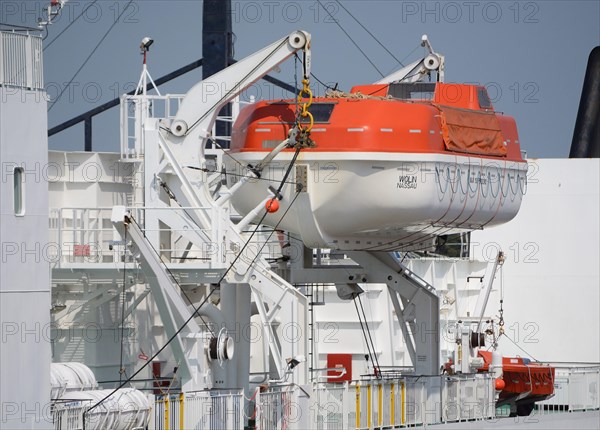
[{"left": 570, "top": 46, "right": 600, "bottom": 158}]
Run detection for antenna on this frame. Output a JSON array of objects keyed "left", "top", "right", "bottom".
[
  {"left": 135, "top": 37, "right": 160, "bottom": 96},
  {"left": 38, "top": 0, "right": 67, "bottom": 28}
]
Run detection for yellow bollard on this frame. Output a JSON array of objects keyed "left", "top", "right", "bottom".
[
  {"left": 401, "top": 382, "right": 406, "bottom": 425},
  {"left": 378, "top": 384, "right": 383, "bottom": 427},
  {"left": 165, "top": 396, "right": 169, "bottom": 430},
  {"left": 179, "top": 392, "right": 184, "bottom": 429},
  {"left": 391, "top": 383, "right": 395, "bottom": 426},
  {"left": 367, "top": 384, "right": 372, "bottom": 429},
  {"left": 355, "top": 384, "right": 361, "bottom": 429}
]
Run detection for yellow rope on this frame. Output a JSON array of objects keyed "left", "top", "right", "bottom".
[{"left": 324, "top": 89, "right": 394, "bottom": 100}]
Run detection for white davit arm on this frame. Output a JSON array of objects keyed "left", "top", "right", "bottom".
[
  {"left": 161, "top": 30, "right": 311, "bottom": 165},
  {"left": 375, "top": 34, "right": 444, "bottom": 84}
]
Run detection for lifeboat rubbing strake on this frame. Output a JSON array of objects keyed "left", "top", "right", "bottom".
[{"left": 227, "top": 81, "right": 528, "bottom": 251}]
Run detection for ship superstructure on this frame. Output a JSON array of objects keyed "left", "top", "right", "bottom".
[
  {"left": 0, "top": 19, "right": 598, "bottom": 430},
  {"left": 0, "top": 29, "right": 52, "bottom": 430}
]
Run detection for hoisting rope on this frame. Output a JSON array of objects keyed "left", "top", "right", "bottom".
[
  {"left": 358, "top": 294, "right": 382, "bottom": 378},
  {"left": 485, "top": 260, "right": 505, "bottom": 350},
  {"left": 493, "top": 272, "right": 554, "bottom": 389},
  {"left": 84, "top": 157, "right": 302, "bottom": 424},
  {"left": 126, "top": 209, "right": 215, "bottom": 337},
  {"left": 353, "top": 295, "right": 382, "bottom": 379},
  {"left": 498, "top": 300, "right": 505, "bottom": 336},
  {"left": 84, "top": 46, "right": 315, "bottom": 430}
]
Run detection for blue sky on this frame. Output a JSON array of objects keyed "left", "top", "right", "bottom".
[{"left": 3, "top": 1, "right": 599, "bottom": 157}]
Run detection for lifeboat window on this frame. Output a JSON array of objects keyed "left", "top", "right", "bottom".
[
  {"left": 301, "top": 103, "right": 335, "bottom": 123},
  {"left": 262, "top": 102, "right": 336, "bottom": 124},
  {"left": 477, "top": 87, "right": 492, "bottom": 109},
  {"left": 388, "top": 83, "right": 436, "bottom": 100}
]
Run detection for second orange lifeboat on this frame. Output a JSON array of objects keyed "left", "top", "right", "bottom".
[{"left": 479, "top": 351, "right": 555, "bottom": 416}]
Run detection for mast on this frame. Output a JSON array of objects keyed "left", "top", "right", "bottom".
[{"left": 202, "top": 0, "right": 234, "bottom": 147}]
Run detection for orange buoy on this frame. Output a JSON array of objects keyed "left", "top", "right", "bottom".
[
  {"left": 495, "top": 378, "right": 506, "bottom": 391},
  {"left": 266, "top": 198, "right": 279, "bottom": 213}
]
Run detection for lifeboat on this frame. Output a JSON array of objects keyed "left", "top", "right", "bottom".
[
  {"left": 226, "top": 80, "right": 528, "bottom": 251},
  {"left": 479, "top": 351, "right": 555, "bottom": 416}
]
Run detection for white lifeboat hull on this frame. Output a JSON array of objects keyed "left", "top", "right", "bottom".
[{"left": 226, "top": 151, "right": 527, "bottom": 251}]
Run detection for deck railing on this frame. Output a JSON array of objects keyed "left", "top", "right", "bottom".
[
  {"left": 51, "top": 365, "right": 599, "bottom": 429},
  {"left": 152, "top": 390, "right": 244, "bottom": 430},
  {"left": 48, "top": 206, "right": 215, "bottom": 266},
  {"left": 254, "top": 374, "right": 495, "bottom": 430},
  {"left": 0, "top": 31, "right": 44, "bottom": 90},
  {"left": 537, "top": 365, "right": 600, "bottom": 413}
]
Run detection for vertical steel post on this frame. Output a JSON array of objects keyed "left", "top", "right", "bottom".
[
  {"left": 202, "top": 0, "right": 233, "bottom": 147},
  {"left": 84, "top": 116, "right": 92, "bottom": 151}
]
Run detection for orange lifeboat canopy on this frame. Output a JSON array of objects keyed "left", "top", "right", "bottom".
[{"left": 231, "top": 82, "right": 526, "bottom": 163}]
